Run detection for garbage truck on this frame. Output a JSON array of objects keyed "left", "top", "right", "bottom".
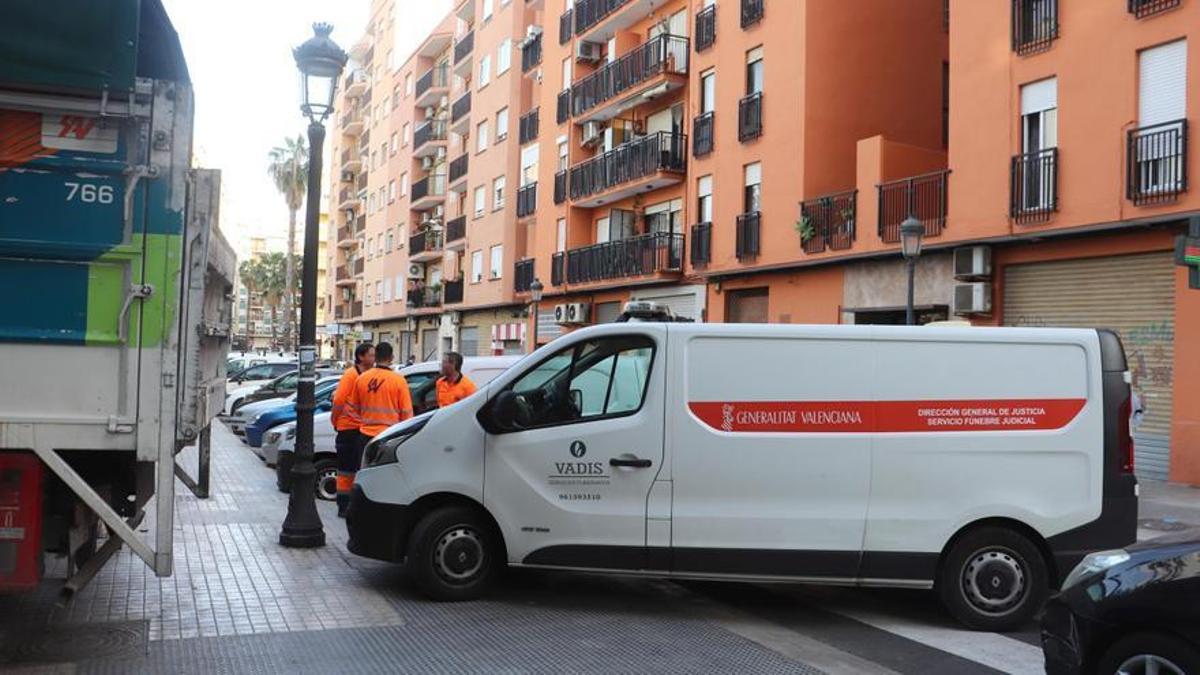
[{"left": 0, "top": 0, "right": 233, "bottom": 595}]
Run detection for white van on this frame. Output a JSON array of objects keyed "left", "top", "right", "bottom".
[{"left": 346, "top": 324, "right": 1138, "bottom": 630}]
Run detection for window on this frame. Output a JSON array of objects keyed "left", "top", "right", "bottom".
[
  {"left": 496, "top": 107, "right": 509, "bottom": 141},
  {"left": 489, "top": 244, "right": 503, "bottom": 278},
  {"left": 385, "top": 230, "right": 394, "bottom": 252},
  {"left": 383, "top": 279, "right": 392, "bottom": 302},
  {"left": 483, "top": 0, "right": 494, "bottom": 21},
  {"left": 1131, "top": 40, "right": 1188, "bottom": 202},
  {"left": 390, "top": 132, "right": 398, "bottom": 155},
  {"left": 368, "top": 192, "right": 378, "bottom": 214},
  {"left": 497, "top": 38, "right": 512, "bottom": 74},
  {"left": 493, "top": 176, "right": 506, "bottom": 209},
  {"left": 394, "top": 274, "right": 404, "bottom": 302},
  {"left": 557, "top": 218, "right": 567, "bottom": 252},
  {"left": 501, "top": 335, "right": 655, "bottom": 429},
  {"left": 371, "top": 150, "right": 378, "bottom": 169},
  {"left": 365, "top": 285, "right": 373, "bottom": 306},
  {"left": 521, "top": 144, "right": 539, "bottom": 185},
  {"left": 375, "top": 281, "right": 383, "bottom": 304},
  {"left": 744, "top": 162, "right": 762, "bottom": 212},
  {"left": 746, "top": 47, "right": 763, "bottom": 95},
  {"left": 698, "top": 175, "right": 713, "bottom": 222},
  {"left": 405, "top": 72, "right": 414, "bottom": 96},
  {"left": 477, "top": 120, "right": 490, "bottom": 152},
  {"left": 400, "top": 172, "right": 408, "bottom": 197},
  {"left": 471, "top": 250, "right": 484, "bottom": 282},
  {"left": 403, "top": 122, "right": 411, "bottom": 147},
  {"left": 474, "top": 186, "right": 487, "bottom": 217},
  {"left": 480, "top": 54, "right": 492, "bottom": 88},
  {"left": 1016, "top": 77, "right": 1057, "bottom": 213},
  {"left": 557, "top": 139, "right": 569, "bottom": 171},
  {"left": 561, "top": 56, "right": 573, "bottom": 89},
  {"left": 388, "top": 180, "right": 396, "bottom": 203},
  {"left": 645, "top": 199, "right": 682, "bottom": 234}
]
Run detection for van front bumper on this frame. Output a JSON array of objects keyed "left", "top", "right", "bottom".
[{"left": 345, "top": 485, "right": 413, "bottom": 563}]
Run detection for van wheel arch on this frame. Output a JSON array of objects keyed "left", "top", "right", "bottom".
[
  {"left": 938, "top": 517, "right": 1058, "bottom": 585},
  {"left": 402, "top": 493, "right": 507, "bottom": 563}
]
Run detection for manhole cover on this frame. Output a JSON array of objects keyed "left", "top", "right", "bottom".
[{"left": 1, "top": 621, "right": 146, "bottom": 665}]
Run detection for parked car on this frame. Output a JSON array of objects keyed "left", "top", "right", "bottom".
[
  {"left": 244, "top": 377, "right": 340, "bottom": 448},
  {"left": 273, "top": 356, "right": 521, "bottom": 500},
  {"left": 227, "top": 395, "right": 291, "bottom": 436},
  {"left": 225, "top": 360, "right": 295, "bottom": 397},
  {"left": 1041, "top": 528, "right": 1200, "bottom": 675}
]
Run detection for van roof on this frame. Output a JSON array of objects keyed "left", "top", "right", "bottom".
[{"left": 564, "top": 321, "right": 1105, "bottom": 345}]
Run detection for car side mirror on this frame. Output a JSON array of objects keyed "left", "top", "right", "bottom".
[
  {"left": 316, "top": 401, "right": 331, "bottom": 413},
  {"left": 570, "top": 388, "right": 584, "bottom": 412},
  {"left": 486, "top": 391, "right": 523, "bottom": 433}
]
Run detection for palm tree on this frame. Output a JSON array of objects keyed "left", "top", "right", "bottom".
[
  {"left": 238, "top": 259, "right": 260, "bottom": 346},
  {"left": 256, "top": 252, "right": 289, "bottom": 350},
  {"left": 267, "top": 135, "right": 308, "bottom": 351}
]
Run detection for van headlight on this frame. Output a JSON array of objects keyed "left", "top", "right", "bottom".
[
  {"left": 284, "top": 425, "right": 296, "bottom": 439},
  {"left": 1062, "top": 549, "right": 1130, "bottom": 590},
  {"left": 362, "top": 414, "right": 432, "bottom": 467}
]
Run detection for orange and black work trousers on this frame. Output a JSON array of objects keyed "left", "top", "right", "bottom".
[{"left": 335, "top": 429, "right": 366, "bottom": 514}]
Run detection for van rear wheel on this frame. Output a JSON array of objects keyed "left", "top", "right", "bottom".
[
  {"left": 406, "top": 506, "right": 501, "bottom": 601},
  {"left": 937, "top": 526, "right": 1048, "bottom": 631}
]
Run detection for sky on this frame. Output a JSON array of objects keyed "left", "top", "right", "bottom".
[{"left": 162, "top": 0, "right": 450, "bottom": 257}]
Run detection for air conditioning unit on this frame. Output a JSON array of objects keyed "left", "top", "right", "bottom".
[
  {"left": 953, "top": 246, "right": 992, "bottom": 280},
  {"left": 340, "top": 171, "right": 355, "bottom": 182},
  {"left": 432, "top": 204, "right": 445, "bottom": 219},
  {"left": 434, "top": 147, "right": 447, "bottom": 161},
  {"left": 425, "top": 105, "right": 436, "bottom": 118},
  {"left": 554, "top": 303, "right": 568, "bottom": 324},
  {"left": 420, "top": 155, "right": 434, "bottom": 170},
  {"left": 526, "top": 25, "right": 544, "bottom": 40},
  {"left": 953, "top": 283, "right": 992, "bottom": 316},
  {"left": 565, "top": 302, "right": 591, "bottom": 324},
  {"left": 581, "top": 121, "right": 603, "bottom": 147},
  {"left": 407, "top": 264, "right": 424, "bottom": 280},
  {"left": 575, "top": 41, "right": 602, "bottom": 63}
]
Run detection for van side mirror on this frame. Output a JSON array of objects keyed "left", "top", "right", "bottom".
[
  {"left": 486, "top": 391, "right": 524, "bottom": 433},
  {"left": 569, "top": 388, "right": 583, "bottom": 412}
]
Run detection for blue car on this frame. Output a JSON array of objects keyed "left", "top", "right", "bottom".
[{"left": 245, "top": 378, "right": 338, "bottom": 447}]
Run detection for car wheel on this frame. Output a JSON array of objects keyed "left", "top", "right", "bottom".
[
  {"left": 314, "top": 459, "right": 338, "bottom": 501},
  {"left": 406, "top": 506, "right": 502, "bottom": 602},
  {"left": 937, "top": 526, "right": 1048, "bottom": 631},
  {"left": 1098, "top": 632, "right": 1200, "bottom": 675}
]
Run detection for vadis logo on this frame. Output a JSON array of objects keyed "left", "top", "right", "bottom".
[
  {"left": 553, "top": 461, "right": 606, "bottom": 476},
  {"left": 570, "top": 440, "right": 586, "bottom": 458}
]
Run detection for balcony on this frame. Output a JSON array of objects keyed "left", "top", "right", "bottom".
[
  {"left": 559, "top": 9, "right": 573, "bottom": 44},
  {"left": 356, "top": 172, "right": 369, "bottom": 191},
  {"left": 551, "top": 252, "right": 565, "bottom": 286},
  {"left": 573, "top": 0, "right": 673, "bottom": 43},
  {"left": 521, "top": 32, "right": 543, "bottom": 73},
  {"left": 407, "top": 286, "right": 443, "bottom": 310},
  {"left": 340, "top": 148, "right": 362, "bottom": 173},
  {"left": 344, "top": 69, "right": 369, "bottom": 97},
  {"left": 800, "top": 190, "right": 857, "bottom": 253},
  {"left": 337, "top": 223, "right": 361, "bottom": 248},
  {"left": 411, "top": 175, "right": 447, "bottom": 211},
  {"left": 415, "top": 64, "right": 450, "bottom": 107},
  {"left": 353, "top": 257, "right": 365, "bottom": 276},
  {"left": 696, "top": 4, "right": 716, "bottom": 51},
  {"left": 454, "top": 30, "right": 474, "bottom": 76},
  {"left": 570, "top": 34, "right": 689, "bottom": 123},
  {"left": 519, "top": 108, "right": 540, "bottom": 145},
  {"left": 335, "top": 265, "right": 355, "bottom": 286},
  {"left": 446, "top": 215, "right": 467, "bottom": 248},
  {"left": 554, "top": 170, "right": 568, "bottom": 204},
  {"left": 736, "top": 212, "right": 760, "bottom": 261},
  {"left": 565, "top": 231, "right": 684, "bottom": 285},
  {"left": 338, "top": 187, "right": 361, "bottom": 210},
  {"left": 1129, "top": 0, "right": 1181, "bottom": 17},
  {"left": 450, "top": 92, "right": 472, "bottom": 135},
  {"left": 335, "top": 300, "right": 362, "bottom": 320},
  {"left": 693, "top": 111, "right": 714, "bottom": 157},
  {"left": 514, "top": 258, "right": 536, "bottom": 292},
  {"left": 738, "top": 92, "right": 763, "bottom": 142},
  {"left": 443, "top": 278, "right": 464, "bottom": 305},
  {"left": 556, "top": 90, "right": 571, "bottom": 125},
  {"left": 1012, "top": 0, "right": 1058, "bottom": 55},
  {"left": 878, "top": 170, "right": 950, "bottom": 243},
  {"left": 448, "top": 153, "right": 470, "bottom": 192},
  {"left": 568, "top": 131, "right": 687, "bottom": 208},
  {"left": 1128, "top": 120, "right": 1188, "bottom": 206},
  {"left": 741, "top": 0, "right": 764, "bottom": 28},
  {"left": 340, "top": 108, "right": 364, "bottom": 136},
  {"left": 690, "top": 222, "right": 712, "bottom": 266},
  {"left": 1010, "top": 148, "right": 1058, "bottom": 224},
  {"left": 414, "top": 120, "right": 449, "bottom": 157},
  {"left": 409, "top": 229, "right": 444, "bottom": 262},
  {"left": 517, "top": 182, "right": 538, "bottom": 218}
]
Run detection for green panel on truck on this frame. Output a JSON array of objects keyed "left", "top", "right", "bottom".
[{"left": 0, "top": 0, "right": 141, "bottom": 94}]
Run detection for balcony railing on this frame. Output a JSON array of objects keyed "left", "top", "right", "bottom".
[
  {"left": 338, "top": 187, "right": 359, "bottom": 206},
  {"left": 407, "top": 287, "right": 442, "bottom": 309},
  {"left": 556, "top": 89, "right": 571, "bottom": 124},
  {"left": 335, "top": 265, "right": 351, "bottom": 281},
  {"left": 574, "top": 0, "right": 633, "bottom": 36},
  {"left": 1129, "top": 0, "right": 1180, "bottom": 17},
  {"left": 693, "top": 111, "right": 714, "bottom": 157},
  {"left": 551, "top": 252, "right": 565, "bottom": 286},
  {"left": 443, "top": 279, "right": 464, "bottom": 304},
  {"left": 800, "top": 190, "right": 858, "bottom": 253},
  {"left": 878, "top": 170, "right": 950, "bottom": 243},
  {"left": 736, "top": 212, "right": 760, "bottom": 260},
  {"left": 354, "top": 215, "right": 366, "bottom": 233},
  {"left": 353, "top": 257, "right": 365, "bottom": 275},
  {"left": 522, "top": 33, "right": 543, "bottom": 73},
  {"left": 568, "top": 131, "right": 687, "bottom": 201},
  {"left": 416, "top": 64, "right": 449, "bottom": 99},
  {"left": 1012, "top": 0, "right": 1058, "bottom": 55},
  {"left": 356, "top": 172, "right": 369, "bottom": 190},
  {"left": 571, "top": 34, "right": 689, "bottom": 118},
  {"left": 519, "top": 109, "right": 540, "bottom": 145},
  {"left": 414, "top": 120, "right": 448, "bottom": 150},
  {"left": 412, "top": 175, "right": 447, "bottom": 202},
  {"left": 409, "top": 229, "right": 444, "bottom": 256},
  {"left": 337, "top": 225, "right": 353, "bottom": 242},
  {"left": 517, "top": 182, "right": 538, "bottom": 218},
  {"left": 559, "top": 9, "right": 574, "bottom": 44},
  {"left": 565, "top": 232, "right": 684, "bottom": 284},
  {"left": 449, "top": 153, "right": 469, "bottom": 185},
  {"left": 350, "top": 301, "right": 363, "bottom": 317},
  {"left": 738, "top": 92, "right": 763, "bottom": 142},
  {"left": 554, "top": 170, "right": 568, "bottom": 204},
  {"left": 1128, "top": 120, "right": 1188, "bottom": 206},
  {"left": 742, "top": 0, "right": 764, "bottom": 27},
  {"left": 696, "top": 4, "right": 717, "bottom": 51},
  {"left": 514, "top": 258, "right": 536, "bottom": 292},
  {"left": 454, "top": 30, "right": 474, "bottom": 64},
  {"left": 1011, "top": 148, "right": 1058, "bottom": 224},
  {"left": 691, "top": 222, "right": 712, "bottom": 266},
  {"left": 451, "top": 92, "right": 471, "bottom": 123},
  {"left": 446, "top": 215, "right": 467, "bottom": 242}
]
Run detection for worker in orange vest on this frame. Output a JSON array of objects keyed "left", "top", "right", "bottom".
[
  {"left": 331, "top": 342, "right": 374, "bottom": 517},
  {"left": 435, "top": 351, "right": 477, "bottom": 409},
  {"left": 347, "top": 342, "right": 413, "bottom": 489}
]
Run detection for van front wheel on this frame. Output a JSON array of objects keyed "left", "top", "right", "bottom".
[
  {"left": 937, "top": 526, "right": 1048, "bottom": 631},
  {"left": 406, "top": 506, "right": 501, "bottom": 601}
]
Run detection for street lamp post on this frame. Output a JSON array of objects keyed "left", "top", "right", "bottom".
[
  {"left": 280, "top": 23, "right": 347, "bottom": 548},
  {"left": 899, "top": 215, "right": 926, "bottom": 326},
  {"left": 529, "top": 278, "right": 544, "bottom": 353}
]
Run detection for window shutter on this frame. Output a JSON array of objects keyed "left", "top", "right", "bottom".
[{"left": 1139, "top": 40, "right": 1187, "bottom": 126}]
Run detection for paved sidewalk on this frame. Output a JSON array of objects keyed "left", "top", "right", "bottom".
[{"left": 1138, "top": 478, "right": 1200, "bottom": 538}]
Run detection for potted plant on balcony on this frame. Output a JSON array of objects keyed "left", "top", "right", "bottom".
[{"left": 794, "top": 214, "right": 816, "bottom": 244}]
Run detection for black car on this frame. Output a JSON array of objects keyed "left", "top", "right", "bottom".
[{"left": 1042, "top": 528, "right": 1200, "bottom": 675}]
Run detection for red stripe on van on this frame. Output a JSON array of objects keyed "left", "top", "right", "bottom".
[{"left": 687, "top": 399, "right": 1086, "bottom": 433}]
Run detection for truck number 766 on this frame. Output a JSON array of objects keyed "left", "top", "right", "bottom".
[{"left": 65, "top": 181, "right": 115, "bottom": 204}]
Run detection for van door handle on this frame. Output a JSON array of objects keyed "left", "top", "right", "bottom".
[{"left": 610, "top": 457, "right": 652, "bottom": 469}]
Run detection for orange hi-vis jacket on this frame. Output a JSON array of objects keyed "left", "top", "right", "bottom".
[
  {"left": 330, "top": 366, "right": 363, "bottom": 432},
  {"left": 349, "top": 366, "right": 413, "bottom": 437},
  {"left": 435, "top": 374, "right": 477, "bottom": 409}
]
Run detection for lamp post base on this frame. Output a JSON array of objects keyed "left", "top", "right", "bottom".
[{"left": 279, "top": 462, "right": 326, "bottom": 548}]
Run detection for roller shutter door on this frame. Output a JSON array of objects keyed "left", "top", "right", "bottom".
[
  {"left": 629, "top": 292, "right": 698, "bottom": 321},
  {"left": 1002, "top": 251, "right": 1176, "bottom": 480}
]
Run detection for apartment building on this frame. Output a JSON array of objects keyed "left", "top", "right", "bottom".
[{"left": 236, "top": 234, "right": 329, "bottom": 352}]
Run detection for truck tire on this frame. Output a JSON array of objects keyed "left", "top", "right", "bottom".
[
  {"left": 1097, "top": 632, "right": 1200, "bottom": 675},
  {"left": 406, "top": 506, "right": 502, "bottom": 601},
  {"left": 313, "top": 459, "right": 337, "bottom": 501},
  {"left": 937, "top": 525, "right": 1048, "bottom": 631}
]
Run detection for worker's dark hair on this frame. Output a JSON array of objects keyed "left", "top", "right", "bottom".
[
  {"left": 445, "top": 351, "right": 463, "bottom": 371},
  {"left": 375, "top": 342, "right": 394, "bottom": 362},
  {"left": 353, "top": 342, "right": 374, "bottom": 364}
]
